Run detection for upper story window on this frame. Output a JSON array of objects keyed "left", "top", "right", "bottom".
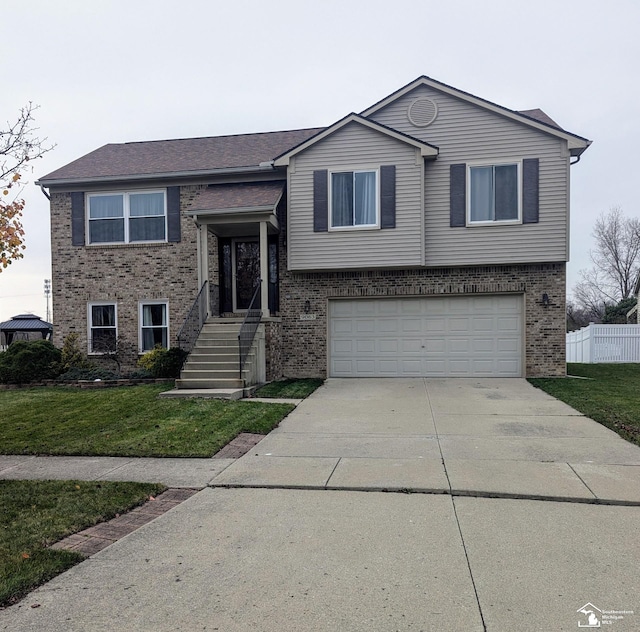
[
  {"left": 87, "top": 190, "right": 167, "bottom": 244},
  {"left": 468, "top": 163, "right": 519, "bottom": 223},
  {"left": 330, "top": 170, "right": 378, "bottom": 229}
]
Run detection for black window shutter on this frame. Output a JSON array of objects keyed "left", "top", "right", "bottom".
[
  {"left": 167, "top": 186, "right": 181, "bottom": 242},
  {"left": 71, "top": 192, "right": 85, "bottom": 246},
  {"left": 450, "top": 164, "right": 466, "bottom": 227},
  {"left": 522, "top": 158, "right": 539, "bottom": 224},
  {"left": 313, "top": 170, "right": 328, "bottom": 232},
  {"left": 380, "top": 165, "right": 396, "bottom": 229}
]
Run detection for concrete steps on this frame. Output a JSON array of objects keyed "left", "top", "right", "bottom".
[{"left": 177, "top": 320, "right": 250, "bottom": 390}]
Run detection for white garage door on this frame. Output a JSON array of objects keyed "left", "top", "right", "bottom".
[{"left": 329, "top": 295, "right": 523, "bottom": 377}]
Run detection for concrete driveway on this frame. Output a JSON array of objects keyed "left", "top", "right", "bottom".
[
  {"left": 1, "top": 378, "right": 639, "bottom": 631},
  {"left": 214, "top": 378, "right": 640, "bottom": 503}
]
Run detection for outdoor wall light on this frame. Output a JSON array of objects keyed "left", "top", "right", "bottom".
[
  {"left": 304, "top": 300, "right": 311, "bottom": 313},
  {"left": 542, "top": 293, "right": 550, "bottom": 307}
]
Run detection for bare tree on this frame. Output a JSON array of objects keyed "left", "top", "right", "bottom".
[
  {"left": 0, "top": 103, "right": 54, "bottom": 270},
  {"left": 573, "top": 207, "right": 640, "bottom": 319},
  {"left": 566, "top": 300, "right": 592, "bottom": 331}
]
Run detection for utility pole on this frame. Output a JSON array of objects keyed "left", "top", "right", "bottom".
[{"left": 44, "top": 279, "right": 51, "bottom": 323}]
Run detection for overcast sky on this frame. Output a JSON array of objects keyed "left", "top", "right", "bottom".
[{"left": 1, "top": 0, "right": 638, "bottom": 323}]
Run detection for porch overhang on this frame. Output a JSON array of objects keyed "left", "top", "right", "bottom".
[
  {"left": 188, "top": 182, "right": 283, "bottom": 317},
  {"left": 185, "top": 181, "right": 284, "bottom": 237}
]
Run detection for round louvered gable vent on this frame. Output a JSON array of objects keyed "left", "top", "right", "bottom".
[{"left": 407, "top": 97, "right": 438, "bottom": 127}]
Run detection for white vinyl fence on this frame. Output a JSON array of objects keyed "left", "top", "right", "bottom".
[{"left": 566, "top": 324, "right": 640, "bottom": 363}]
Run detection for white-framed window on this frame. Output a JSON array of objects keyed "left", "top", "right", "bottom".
[
  {"left": 88, "top": 302, "right": 117, "bottom": 354},
  {"left": 329, "top": 169, "right": 378, "bottom": 229},
  {"left": 139, "top": 301, "right": 168, "bottom": 352},
  {"left": 87, "top": 190, "right": 167, "bottom": 244},
  {"left": 468, "top": 163, "right": 520, "bottom": 224}
]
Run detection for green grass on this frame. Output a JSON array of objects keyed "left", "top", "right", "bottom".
[
  {"left": 529, "top": 363, "right": 640, "bottom": 446},
  {"left": 0, "top": 479, "right": 165, "bottom": 607},
  {"left": 0, "top": 385, "right": 294, "bottom": 457},
  {"left": 254, "top": 378, "right": 324, "bottom": 399}
]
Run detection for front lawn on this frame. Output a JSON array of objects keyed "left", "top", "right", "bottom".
[
  {"left": 529, "top": 363, "right": 640, "bottom": 447},
  {"left": 0, "top": 385, "right": 294, "bottom": 457},
  {"left": 0, "top": 480, "right": 164, "bottom": 608}
]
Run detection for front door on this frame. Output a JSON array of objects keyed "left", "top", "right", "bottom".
[{"left": 233, "top": 240, "right": 261, "bottom": 311}]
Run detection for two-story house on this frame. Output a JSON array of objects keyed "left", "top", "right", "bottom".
[{"left": 37, "top": 76, "right": 590, "bottom": 388}]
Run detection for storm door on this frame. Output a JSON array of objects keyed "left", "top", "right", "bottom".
[{"left": 232, "top": 240, "right": 261, "bottom": 311}]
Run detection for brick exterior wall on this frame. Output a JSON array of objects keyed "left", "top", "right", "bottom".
[
  {"left": 50, "top": 186, "right": 206, "bottom": 373},
  {"left": 278, "top": 262, "right": 566, "bottom": 379},
  {"left": 264, "top": 320, "right": 283, "bottom": 381}
]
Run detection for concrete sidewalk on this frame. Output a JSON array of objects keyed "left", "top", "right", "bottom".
[
  {"left": 212, "top": 378, "right": 640, "bottom": 505},
  {"left": 0, "top": 454, "right": 234, "bottom": 488}
]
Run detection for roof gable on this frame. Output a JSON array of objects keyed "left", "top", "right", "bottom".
[
  {"left": 361, "top": 76, "right": 591, "bottom": 155},
  {"left": 273, "top": 113, "right": 438, "bottom": 166}
]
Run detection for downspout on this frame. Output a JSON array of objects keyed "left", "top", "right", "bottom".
[
  {"left": 570, "top": 154, "right": 581, "bottom": 166},
  {"left": 39, "top": 184, "right": 50, "bottom": 200}
]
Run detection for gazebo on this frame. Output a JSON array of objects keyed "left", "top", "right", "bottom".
[{"left": 0, "top": 314, "right": 53, "bottom": 348}]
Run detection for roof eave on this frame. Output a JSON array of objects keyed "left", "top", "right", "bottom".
[
  {"left": 36, "top": 164, "right": 279, "bottom": 188},
  {"left": 185, "top": 204, "right": 275, "bottom": 217},
  {"left": 569, "top": 139, "right": 592, "bottom": 157}
]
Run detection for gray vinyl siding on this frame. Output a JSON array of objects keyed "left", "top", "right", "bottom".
[
  {"left": 370, "top": 85, "right": 570, "bottom": 266},
  {"left": 288, "top": 122, "right": 423, "bottom": 270}
]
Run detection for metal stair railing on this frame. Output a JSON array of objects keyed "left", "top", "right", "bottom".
[
  {"left": 176, "top": 281, "right": 211, "bottom": 354},
  {"left": 238, "top": 280, "right": 263, "bottom": 379}
]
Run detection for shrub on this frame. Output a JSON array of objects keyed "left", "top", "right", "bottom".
[
  {"left": 55, "top": 367, "right": 120, "bottom": 382},
  {"left": 136, "top": 346, "right": 165, "bottom": 374},
  {"left": 60, "top": 333, "right": 92, "bottom": 372},
  {"left": 137, "top": 346, "right": 188, "bottom": 378},
  {"left": 0, "top": 340, "right": 62, "bottom": 384},
  {"left": 126, "top": 368, "right": 153, "bottom": 379}
]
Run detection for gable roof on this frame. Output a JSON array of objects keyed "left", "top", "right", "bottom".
[
  {"left": 38, "top": 75, "right": 590, "bottom": 189},
  {"left": 360, "top": 75, "right": 591, "bottom": 155},
  {"left": 273, "top": 113, "right": 439, "bottom": 166},
  {"left": 37, "top": 128, "right": 324, "bottom": 186}
]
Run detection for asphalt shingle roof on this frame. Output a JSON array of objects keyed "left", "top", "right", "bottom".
[
  {"left": 188, "top": 182, "right": 285, "bottom": 212},
  {"left": 39, "top": 128, "right": 324, "bottom": 184},
  {"left": 517, "top": 109, "right": 563, "bottom": 130}
]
